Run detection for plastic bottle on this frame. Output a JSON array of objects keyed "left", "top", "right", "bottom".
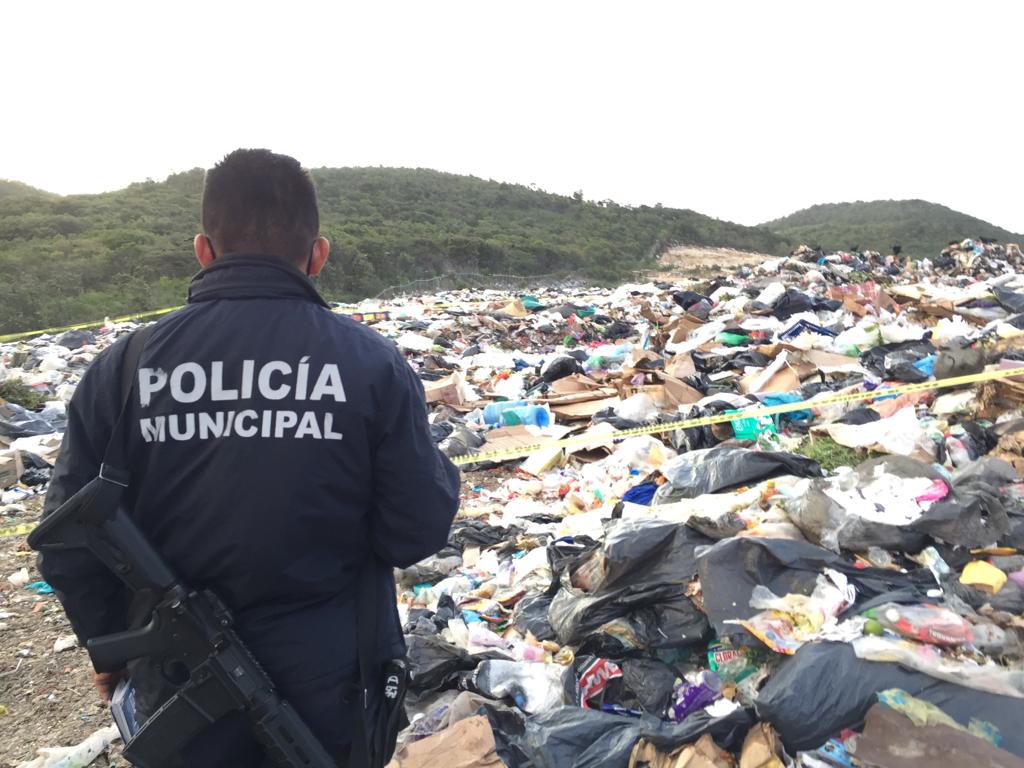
[
  {"left": 969, "top": 623, "right": 1010, "bottom": 654},
  {"left": 863, "top": 603, "right": 973, "bottom": 646},
  {"left": 500, "top": 405, "right": 551, "bottom": 428},
  {"left": 482, "top": 400, "right": 529, "bottom": 424},
  {"left": 945, "top": 436, "right": 971, "bottom": 468},
  {"left": 707, "top": 641, "right": 756, "bottom": 683}
]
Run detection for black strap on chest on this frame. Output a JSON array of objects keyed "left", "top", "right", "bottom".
[{"left": 101, "top": 324, "right": 157, "bottom": 474}]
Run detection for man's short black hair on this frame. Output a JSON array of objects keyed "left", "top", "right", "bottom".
[{"left": 202, "top": 149, "right": 319, "bottom": 265}]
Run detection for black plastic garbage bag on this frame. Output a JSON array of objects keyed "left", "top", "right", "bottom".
[
  {"left": 915, "top": 458, "right": 1013, "bottom": 548},
  {"left": 0, "top": 402, "right": 57, "bottom": 439},
  {"left": 638, "top": 707, "right": 755, "bottom": 754},
  {"left": 18, "top": 450, "right": 52, "bottom": 486},
  {"left": 724, "top": 350, "right": 772, "bottom": 370},
  {"left": 404, "top": 634, "right": 480, "bottom": 694},
  {"left": 603, "top": 321, "right": 633, "bottom": 340},
  {"left": 548, "top": 582, "right": 709, "bottom": 649},
  {"left": 786, "top": 456, "right": 938, "bottom": 553},
  {"left": 449, "top": 520, "right": 521, "bottom": 552},
  {"left": 515, "top": 705, "right": 755, "bottom": 768},
  {"left": 697, "top": 537, "right": 933, "bottom": 637},
  {"left": 691, "top": 351, "right": 734, "bottom": 375},
  {"left": 653, "top": 447, "right": 823, "bottom": 503},
  {"left": 756, "top": 641, "right": 1024, "bottom": 758},
  {"left": 573, "top": 518, "right": 713, "bottom": 592},
  {"left": 547, "top": 536, "right": 601, "bottom": 594},
  {"left": 945, "top": 576, "right": 1024, "bottom": 615},
  {"left": 591, "top": 409, "right": 643, "bottom": 431},
  {"left": 790, "top": 455, "right": 1017, "bottom": 552},
  {"left": 687, "top": 510, "right": 748, "bottom": 541},
  {"left": 860, "top": 339, "right": 936, "bottom": 382},
  {"left": 618, "top": 657, "right": 679, "bottom": 716},
  {"left": 994, "top": 286, "right": 1024, "bottom": 314},
  {"left": 429, "top": 421, "right": 454, "bottom": 442},
  {"left": 19, "top": 451, "right": 51, "bottom": 470},
  {"left": 666, "top": 404, "right": 728, "bottom": 453},
  {"left": 542, "top": 356, "right": 584, "bottom": 383},
  {"left": 404, "top": 612, "right": 441, "bottom": 637},
  {"left": 958, "top": 421, "right": 999, "bottom": 456},
  {"left": 20, "top": 466, "right": 52, "bottom": 486},
  {"left": 478, "top": 702, "right": 532, "bottom": 768},
  {"left": 522, "top": 706, "right": 642, "bottom": 768},
  {"left": 934, "top": 347, "right": 986, "bottom": 379},
  {"left": 771, "top": 288, "right": 815, "bottom": 317},
  {"left": 439, "top": 425, "right": 484, "bottom": 459},
  {"left": 772, "top": 288, "right": 840, "bottom": 320},
  {"left": 56, "top": 328, "right": 96, "bottom": 349},
  {"left": 835, "top": 407, "right": 881, "bottom": 426},
  {"left": 672, "top": 290, "right": 709, "bottom": 310},
  {"left": 395, "top": 555, "right": 463, "bottom": 587},
  {"left": 511, "top": 592, "right": 557, "bottom": 641},
  {"left": 552, "top": 303, "right": 588, "bottom": 319}
]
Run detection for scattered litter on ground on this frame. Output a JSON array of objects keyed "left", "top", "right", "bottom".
[{"left": 4, "top": 237, "right": 1024, "bottom": 765}]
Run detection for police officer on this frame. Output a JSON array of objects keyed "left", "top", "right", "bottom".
[{"left": 38, "top": 149, "right": 461, "bottom": 765}]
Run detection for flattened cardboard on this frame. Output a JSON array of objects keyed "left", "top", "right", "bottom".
[
  {"left": 550, "top": 373, "right": 603, "bottom": 394},
  {"left": 550, "top": 396, "right": 620, "bottom": 420},
  {"left": 654, "top": 372, "right": 704, "bottom": 405}
]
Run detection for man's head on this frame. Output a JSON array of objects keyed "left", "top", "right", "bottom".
[{"left": 194, "top": 149, "right": 329, "bottom": 275}]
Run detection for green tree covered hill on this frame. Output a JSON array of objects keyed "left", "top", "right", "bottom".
[
  {"left": 763, "top": 199, "right": 1023, "bottom": 258},
  {"left": 0, "top": 168, "right": 790, "bottom": 334}
]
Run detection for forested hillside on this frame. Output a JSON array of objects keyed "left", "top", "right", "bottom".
[
  {"left": 0, "top": 169, "right": 791, "bottom": 333},
  {"left": 763, "top": 199, "right": 1023, "bottom": 258}
]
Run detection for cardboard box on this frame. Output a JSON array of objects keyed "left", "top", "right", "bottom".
[{"left": 0, "top": 449, "right": 24, "bottom": 490}]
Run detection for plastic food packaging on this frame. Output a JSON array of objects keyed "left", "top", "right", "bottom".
[
  {"left": 613, "top": 393, "right": 659, "bottom": 423},
  {"left": 667, "top": 670, "right": 722, "bottom": 722},
  {"left": 469, "top": 659, "right": 567, "bottom": 714},
  {"left": 862, "top": 602, "right": 973, "bottom": 646},
  {"left": 852, "top": 635, "right": 1024, "bottom": 698},
  {"left": 735, "top": 569, "right": 855, "bottom": 655}
]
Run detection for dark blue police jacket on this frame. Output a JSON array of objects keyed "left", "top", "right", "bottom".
[{"left": 38, "top": 254, "right": 461, "bottom": 762}]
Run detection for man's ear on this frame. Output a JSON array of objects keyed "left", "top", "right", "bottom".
[
  {"left": 308, "top": 236, "right": 330, "bottom": 276},
  {"left": 194, "top": 234, "right": 215, "bottom": 269}
]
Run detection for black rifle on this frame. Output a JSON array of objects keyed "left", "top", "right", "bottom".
[{"left": 28, "top": 466, "right": 338, "bottom": 768}]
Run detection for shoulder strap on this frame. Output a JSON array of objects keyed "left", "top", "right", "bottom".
[
  {"left": 119, "top": 325, "right": 156, "bottom": 412},
  {"left": 102, "top": 325, "right": 157, "bottom": 475},
  {"left": 347, "top": 563, "right": 378, "bottom": 767}
]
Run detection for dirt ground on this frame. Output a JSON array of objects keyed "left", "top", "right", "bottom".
[
  {"left": 0, "top": 495, "right": 123, "bottom": 767},
  {"left": 0, "top": 466, "right": 512, "bottom": 766},
  {"left": 651, "top": 245, "right": 774, "bottom": 280}
]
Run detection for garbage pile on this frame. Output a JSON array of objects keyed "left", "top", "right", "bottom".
[
  {"left": 4, "top": 239, "right": 1024, "bottom": 767},
  {"left": 0, "top": 327, "right": 118, "bottom": 505}
]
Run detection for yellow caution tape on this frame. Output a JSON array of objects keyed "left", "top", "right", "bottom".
[
  {"left": 451, "top": 365, "right": 1024, "bottom": 467},
  {"left": 0, "top": 306, "right": 182, "bottom": 344},
  {"left": 0, "top": 522, "right": 38, "bottom": 538},
  {"left": 0, "top": 300, "right": 485, "bottom": 343}
]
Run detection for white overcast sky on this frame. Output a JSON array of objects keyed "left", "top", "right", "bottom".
[{"left": 3, "top": 1, "right": 1022, "bottom": 231}]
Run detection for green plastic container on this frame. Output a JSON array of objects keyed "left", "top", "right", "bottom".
[
  {"left": 716, "top": 332, "right": 749, "bottom": 347},
  {"left": 730, "top": 412, "right": 777, "bottom": 440}
]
